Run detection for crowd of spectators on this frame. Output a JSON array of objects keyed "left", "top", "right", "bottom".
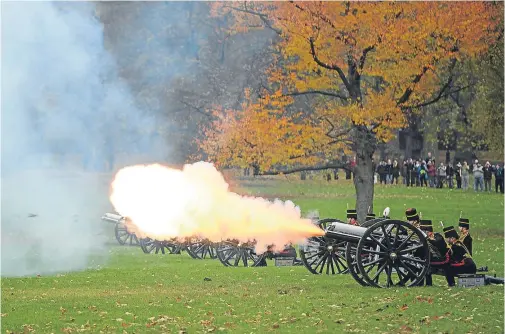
[{"left": 374, "top": 153, "right": 504, "bottom": 193}]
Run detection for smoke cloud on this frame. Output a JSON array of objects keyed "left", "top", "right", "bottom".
[{"left": 1, "top": 2, "right": 166, "bottom": 276}]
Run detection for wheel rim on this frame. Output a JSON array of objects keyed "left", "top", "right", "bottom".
[
  {"left": 300, "top": 236, "right": 348, "bottom": 275},
  {"left": 345, "top": 218, "right": 388, "bottom": 286},
  {"left": 216, "top": 241, "right": 260, "bottom": 267},
  {"left": 356, "top": 220, "right": 430, "bottom": 288},
  {"left": 187, "top": 239, "right": 218, "bottom": 259},
  {"left": 300, "top": 219, "right": 348, "bottom": 275}
]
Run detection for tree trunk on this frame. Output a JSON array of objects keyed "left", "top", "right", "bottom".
[{"left": 353, "top": 128, "right": 377, "bottom": 223}]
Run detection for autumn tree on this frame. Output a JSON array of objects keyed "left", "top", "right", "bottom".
[
  {"left": 466, "top": 32, "right": 504, "bottom": 156},
  {"left": 200, "top": 2, "right": 501, "bottom": 221}
]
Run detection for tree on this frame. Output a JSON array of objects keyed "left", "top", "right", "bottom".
[
  {"left": 466, "top": 32, "right": 504, "bottom": 156},
  {"left": 202, "top": 2, "right": 500, "bottom": 221}
]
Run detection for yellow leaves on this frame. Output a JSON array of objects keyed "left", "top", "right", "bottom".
[{"left": 199, "top": 2, "right": 501, "bottom": 171}]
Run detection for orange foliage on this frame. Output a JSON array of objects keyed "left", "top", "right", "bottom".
[
  {"left": 201, "top": 2, "right": 501, "bottom": 170},
  {"left": 198, "top": 89, "right": 342, "bottom": 172}
]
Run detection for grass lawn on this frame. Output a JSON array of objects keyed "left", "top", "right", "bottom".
[{"left": 2, "top": 178, "right": 504, "bottom": 333}]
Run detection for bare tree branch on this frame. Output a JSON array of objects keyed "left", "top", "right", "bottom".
[
  {"left": 284, "top": 90, "right": 348, "bottom": 101},
  {"left": 359, "top": 45, "right": 375, "bottom": 70},
  {"left": 309, "top": 37, "right": 351, "bottom": 92},
  {"left": 406, "top": 85, "right": 473, "bottom": 109},
  {"left": 257, "top": 163, "right": 350, "bottom": 176},
  {"left": 223, "top": 4, "right": 282, "bottom": 35},
  {"left": 179, "top": 100, "right": 214, "bottom": 119},
  {"left": 396, "top": 66, "right": 430, "bottom": 105}
]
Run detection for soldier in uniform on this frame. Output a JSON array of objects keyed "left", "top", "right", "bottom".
[
  {"left": 443, "top": 226, "right": 477, "bottom": 287},
  {"left": 458, "top": 218, "right": 473, "bottom": 256},
  {"left": 419, "top": 220, "right": 449, "bottom": 286},
  {"left": 347, "top": 209, "right": 359, "bottom": 226},
  {"left": 405, "top": 208, "right": 420, "bottom": 228}
]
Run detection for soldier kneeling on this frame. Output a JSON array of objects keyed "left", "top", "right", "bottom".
[
  {"left": 443, "top": 226, "right": 477, "bottom": 287},
  {"left": 419, "top": 220, "right": 449, "bottom": 286}
]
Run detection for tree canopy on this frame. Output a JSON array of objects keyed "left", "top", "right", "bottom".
[{"left": 200, "top": 1, "right": 502, "bottom": 220}]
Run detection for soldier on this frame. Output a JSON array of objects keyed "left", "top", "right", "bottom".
[
  {"left": 458, "top": 218, "right": 473, "bottom": 256},
  {"left": 365, "top": 213, "right": 376, "bottom": 222},
  {"left": 443, "top": 226, "right": 477, "bottom": 287},
  {"left": 405, "top": 208, "right": 420, "bottom": 228},
  {"left": 419, "top": 220, "right": 449, "bottom": 286},
  {"left": 347, "top": 209, "right": 359, "bottom": 226}
]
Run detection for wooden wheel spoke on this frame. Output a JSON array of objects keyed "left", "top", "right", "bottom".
[
  {"left": 396, "top": 232, "right": 415, "bottom": 251},
  {"left": 397, "top": 258, "right": 420, "bottom": 278},
  {"left": 369, "top": 234, "right": 388, "bottom": 251},
  {"left": 398, "top": 244, "right": 424, "bottom": 255},
  {"left": 370, "top": 261, "right": 388, "bottom": 282},
  {"left": 380, "top": 225, "right": 392, "bottom": 249}
]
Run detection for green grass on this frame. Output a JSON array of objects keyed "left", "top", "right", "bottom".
[{"left": 2, "top": 179, "right": 504, "bottom": 333}]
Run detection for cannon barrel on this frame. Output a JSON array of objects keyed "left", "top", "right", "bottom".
[
  {"left": 485, "top": 275, "right": 505, "bottom": 285},
  {"left": 101, "top": 212, "right": 125, "bottom": 224},
  {"left": 324, "top": 222, "right": 367, "bottom": 243}
]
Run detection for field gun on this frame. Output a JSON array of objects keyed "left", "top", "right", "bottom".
[
  {"left": 102, "top": 213, "right": 140, "bottom": 246},
  {"left": 301, "top": 218, "right": 431, "bottom": 288}
]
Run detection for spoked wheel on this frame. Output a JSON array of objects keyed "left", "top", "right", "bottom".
[
  {"left": 356, "top": 220, "right": 430, "bottom": 288},
  {"left": 216, "top": 241, "right": 263, "bottom": 267},
  {"left": 300, "top": 219, "right": 349, "bottom": 275},
  {"left": 114, "top": 223, "right": 139, "bottom": 246},
  {"left": 345, "top": 218, "right": 388, "bottom": 286},
  {"left": 186, "top": 238, "right": 218, "bottom": 259},
  {"left": 139, "top": 238, "right": 181, "bottom": 255}
]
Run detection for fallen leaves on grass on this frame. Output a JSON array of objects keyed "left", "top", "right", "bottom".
[
  {"left": 399, "top": 304, "right": 409, "bottom": 311},
  {"left": 414, "top": 296, "right": 433, "bottom": 304}
]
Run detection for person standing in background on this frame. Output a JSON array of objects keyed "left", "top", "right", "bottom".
[
  {"left": 392, "top": 160, "right": 400, "bottom": 185},
  {"left": 385, "top": 159, "right": 393, "bottom": 185},
  {"left": 494, "top": 163, "right": 504, "bottom": 193},
  {"left": 473, "top": 160, "right": 484, "bottom": 191},
  {"left": 446, "top": 163, "right": 455, "bottom": 189},
  {"left": 455, "top": 162, "right": 462, "bottom": 189},
  {"left": 419, "top": 161, "right": 428, "bottom": 187},
  {"left": 461, "top": 161, "right": 470, "bottom": 190},
  {"left": 437, "top": 162, "right": 446, "bottom": 188},
  {"left": 401, "top": 160, "right": 407, "bottom": 185},
  {"left": 413, "top": 160, "right": 420, "bottom": 186},
  {"left": 483, "top": 161, "right": 493, "bottom": 192},
  {"left": 406, "top": 159, "right": 414, "bottom": 187},
  {"left": 428, "top": 161, "right": 436, "bottom": 187}
]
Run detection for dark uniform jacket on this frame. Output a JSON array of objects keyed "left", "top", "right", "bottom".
[
  {"left": 459, "top": 233, "right": 473, "bottom": 256},
  {"left": 448, "top": 241, "right": 473, "bottom": 266},
  {"left": 428, "top": 233, "right": 449, "bottom": 264}
]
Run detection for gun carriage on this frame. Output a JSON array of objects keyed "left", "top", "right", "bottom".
[
  {"left": 102, "top": 213, "right": 218, "bottom": 259},
  {"left": 102, "top": 213, "right": 139, "bottom": 246},
  {"left": 301, "top": 218, "right": 431, "bottom": 288},
  {"left": 215, "top": 241, "right": 302, "bottom": 267}
]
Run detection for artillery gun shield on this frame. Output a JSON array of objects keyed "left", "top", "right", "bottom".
[{"left": 356, "top": 220, "right": 430, "bottom": 288}]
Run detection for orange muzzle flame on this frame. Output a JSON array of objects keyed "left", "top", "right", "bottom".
[{"left": 109, "top": 162, "right": 324, "bottom": 252}]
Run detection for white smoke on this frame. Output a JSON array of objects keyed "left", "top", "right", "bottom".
[{"left": 1, "top": 2, "right": 165, "bottom": 276}]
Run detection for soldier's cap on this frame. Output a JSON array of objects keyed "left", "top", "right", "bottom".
[
  {"left": 459, "top": 218, "right": 470, "bottom": 229},
  {"left": 443, "top": 226, "right": 459, "bottom": 239},
  {"left": 419, "top": 219, "right": 433, "bottom": 232},
  {"left": 346, "top": 209, "right": 358, "bottom": 219},
  {"left": 365, "top": 213, "right": 376, "bottom": 221},
  {"left": 405, "top": 208, "right": 419, "bottom": 222}
]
